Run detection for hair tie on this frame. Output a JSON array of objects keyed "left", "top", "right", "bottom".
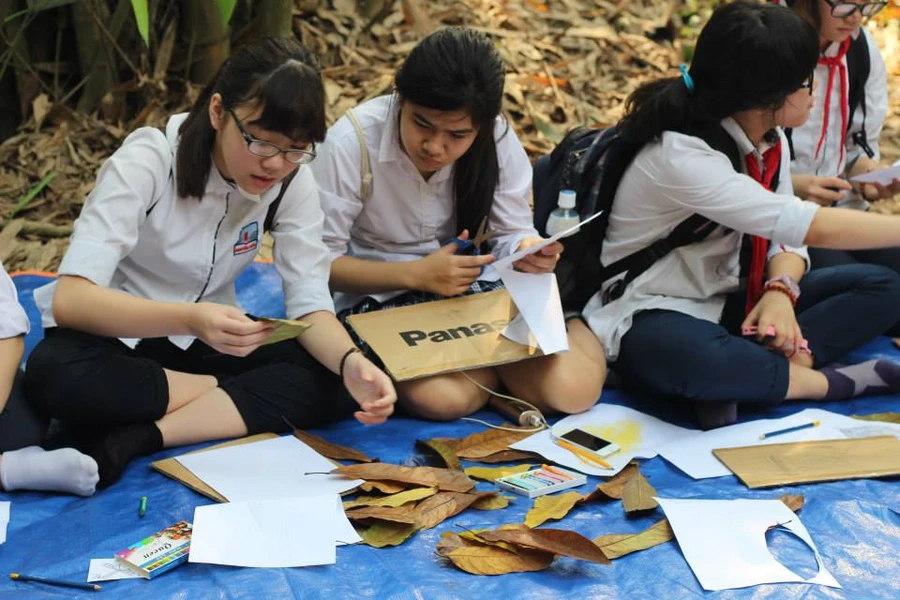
[{"left": 679, "top": 64, "right": 695, "bottom": 93}]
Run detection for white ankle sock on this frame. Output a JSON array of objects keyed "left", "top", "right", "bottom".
[{"left": 0, "top": 446, "right": 99, "bottom": 496}]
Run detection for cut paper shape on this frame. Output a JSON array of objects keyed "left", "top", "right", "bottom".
[
  {"left": 492, "top": 211, "right": 604, "bottom": 355},
  {"left": 850, "top": 159, "right": 900, "bottom": 186},
  {"left": 511, "top": 404, "right": 697, "bottom": 476},
  {"left": 657, "top": 497, "right": 840, "bottom": 591}
]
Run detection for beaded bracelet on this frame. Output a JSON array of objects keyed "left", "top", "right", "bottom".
[
  {"left": 339, "top": 347, "right": 362, "bottom": 380},
  {"left": 763, "top": 283, "right": 797, "bottom": 307}
]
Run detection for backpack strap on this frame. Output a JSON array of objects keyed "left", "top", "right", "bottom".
[
  {"left": 346, "top": 109, "right": 373, "bottom": 202},
  {"left": 847, "top": 32, "right": 875, "bottom": 159},
  {"left": 263, "top": 168, "right": 298, "bottom": 233},
  {"left": 600, "top": 124, "right": 742, "bottom": 303}
]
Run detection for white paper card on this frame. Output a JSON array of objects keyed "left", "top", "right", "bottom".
[
  {"left": 658, "top": 497, "right": 840, "bottom": 591},
  {"left": 176, "top": 435, "right": 361, "bottom": 502},
  {"left": 850, "top": 160, "right": 900, "bottom": 185},
  {"left": 511, "top": 404, "right": 698, "bottom": 476},
  {"left": 0, "top": 502, "right": 9, "bottom": 545},
  {"left": 189, "top": 496, "right": 347, "bottom": 568},
  {"left": 87, "top": 559, "right": 142, "bottom": 582},
  {"left": 657, "top": 407, "right": 900, "bottom": 480}
]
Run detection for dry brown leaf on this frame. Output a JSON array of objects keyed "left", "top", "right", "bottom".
[
  {"left": 479, "top": 528, "right": 611, "bottom": 565},
  {"left": 416, "top": 438, "right": 463, "bottom": 470},
  {"left": 412, "top": 491, "right": 494, "bottom": 530},
  {"left": 439, "top": 427, "right": 535, "bottom": 459},
  {"left": 359, "top": 480, "right": 408, "bottom": 494},
  {"left": 621, "top": 470, "right": 659, "bottom": 514},
  {"left": 332, "top": 463, "right": 475, "bottom": 492},
  {"left": 524, "top": 491, "right": 583, "bottom": 528},
  {"left": 852, "top": 412, "right": 900, "bottom": 424},
  {"left": 294, "top": 430, "right": 374, "bottom": 462},
  {"left": 437, "top": 533, "right": 554, "bottom": 575},
  {"left": 466, "top": 450, "right": 542, "bottom": 464},
  {"left": 780, "top": 494, "right": 805, "bottom": 513},
  {"left": 471, "top": 494, "right": 512, "bottom": 511},
  {"left": 464, "top": 464, "right": 535, "bottom": 482},
  {"left": 595, "top": 462, "right": 640, "bottom": 500},
  {"left": 593, "top": 519, "right": 674, "bottom": 560},
  {"left": 360, "top": 521, "right": 418, "bottom": 547},
  {"left": 344, "top": 506, "right": 418, "bottom": 524},
  {"left": 342, "top": 486, "right": 437, "bottom": 510}
]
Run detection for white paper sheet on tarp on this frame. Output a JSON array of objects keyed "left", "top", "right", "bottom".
[
  {"left": 0, "top": 502, "right": 9, "bottom": 545},
  {"left": 189, "top": 495, "right": 353, "bottom": 568},
  {"left": 493, "top": 211, "right": 604, "bottom": 355},
  {"left": 657, "top": 497, "right": 841, "bottom": 591},
  {"left": 176, "top": 435, "right": 362, "bottom": 502},
  {"left": 657, "top": 407, "right": 900, "bottom": 480},
  {"left": 850, "top": 159, "right": 900, "bottom": 185},
  {"left": 87, "top": 559, "right": 142, "bottom": 582},
  {"left": 511, "top": 404, "right": 698, "bottom": 476}
]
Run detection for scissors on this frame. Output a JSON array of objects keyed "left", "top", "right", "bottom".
[{"left": 450, "top": 216, "right": 496, "bottom": 256}]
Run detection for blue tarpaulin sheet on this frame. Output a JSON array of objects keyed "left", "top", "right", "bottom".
[{"left": 2, "top": 263, "right": 898, "bottom": 599}]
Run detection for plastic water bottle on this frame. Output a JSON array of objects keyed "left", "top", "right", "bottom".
[{"left": 545, "top": 189, "right": 580, "bottom": 237}]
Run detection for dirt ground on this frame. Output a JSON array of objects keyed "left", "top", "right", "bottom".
[{"left": 1, "top": 1, "right": 899, "bottom": 272}]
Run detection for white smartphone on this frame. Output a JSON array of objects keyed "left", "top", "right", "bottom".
[{"left": 559, "top": 428, "right": 620, "bottom": 458}]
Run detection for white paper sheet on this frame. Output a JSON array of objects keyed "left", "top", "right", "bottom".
[
  {"left": 657, "top": 497, "right": 840, "bottom": 591},
  {"left": 850, "top": 159, "right": 900, "bottom": 185},
  {"left": 511, "top": 404, "right": 698, "bottom": 476},
  {"left": 87, "top": 559, "right": 142, "bottom": 582},
  {"left": 491, "top": 211, "right": 605, "bottom": 354},
  {"left": 176, "top": 435, "right": 362, "bottom": 502},
  {"left": 657, "top": 407, "right": 900, "bottom": 480},
  {"left": 0, "top": 502, "right": 9, "bottom": 545},
  {"left": 189, "top": 495, "right": 351, "bottom": 568}
]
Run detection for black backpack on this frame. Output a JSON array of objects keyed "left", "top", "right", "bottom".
[{"left": 533, "top": 124, "right": 744, "bottom": 311}]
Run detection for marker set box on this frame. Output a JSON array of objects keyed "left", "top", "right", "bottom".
[{"left": 494, "top": 466, "right": 587, "bottom": 498}]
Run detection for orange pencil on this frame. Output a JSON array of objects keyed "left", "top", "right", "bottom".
[{"left": 554, "top": 438, "right": 614, "bottom": 470}]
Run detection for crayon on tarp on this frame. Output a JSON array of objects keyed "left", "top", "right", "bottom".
[
  {"left": 139, "top": 495, "right": 148, "bottom": 518},
  {"left": 10, "top": 573, "right": 101, "bottom": 592}
]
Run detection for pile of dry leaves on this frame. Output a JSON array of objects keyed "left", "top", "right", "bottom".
[
  {"left": 296, "top": 425, "right": 806, "bottom": 576},
  {"left": 1, "top": 0, "right": 899, "bottom": 272}
]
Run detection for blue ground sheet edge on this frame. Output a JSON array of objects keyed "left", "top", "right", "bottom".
[{"left": 3, "top": 264, "right": 898, "bottom": 600}]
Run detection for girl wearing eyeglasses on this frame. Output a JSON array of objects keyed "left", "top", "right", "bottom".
[
  {"left": 312, "top": 27, "right": 606, "bottom": 421},
  {"left": 580, "top": 1, "right": 900, "bottom": 429},
  {"left": 24, "top": 37, "right": 396, "bottom": 489},
  {"left": 775, "top": 0, "right": 900, "bottom": 335}
]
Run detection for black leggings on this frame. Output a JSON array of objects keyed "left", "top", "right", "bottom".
[
  {"left": 0, "top": 369, "right": 49, "bottom": 453},
  {"left": 24, "top": 328, "right": 358, "bottom": 435}
]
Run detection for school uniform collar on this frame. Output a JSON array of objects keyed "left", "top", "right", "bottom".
[
  {"left": 822, "top": 28, "right": 861, "bottom": 58},
  {"left": 719, "top": 117, "right": 778, "bottom": 161},
  {"left": 376, "top": 93, "right": 454, "bottom": 184}
]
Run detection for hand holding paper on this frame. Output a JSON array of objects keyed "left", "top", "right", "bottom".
[{"left": 250, "top": 316, "right": 312, "bottom": 345}]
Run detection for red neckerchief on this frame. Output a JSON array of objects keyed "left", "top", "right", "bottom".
[
  {"left": 815, "top": 37, "right": 851, "bottom": 166},
  {"left": 743, "top": 141, "right": 782, "bottom": 314}
]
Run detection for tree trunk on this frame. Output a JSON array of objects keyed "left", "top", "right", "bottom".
[
  {"left": 256, "top": 0, "right": 294, "bottom": 39},
  {"left": 71, "top": 0, "right": 116, "bottom": 114},
  {"left": 184, "top": 0, "right": 229, "bottom": 85}
]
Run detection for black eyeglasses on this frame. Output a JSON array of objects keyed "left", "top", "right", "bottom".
[
  {"left": 823, "top": 1, "right": 887, "bottom": 18},
  {"left": 227, "top": 108, "right": 316, "bottom": 165},
  {"left": 800, "top": 70, "right": 815, "bottom": 95}
]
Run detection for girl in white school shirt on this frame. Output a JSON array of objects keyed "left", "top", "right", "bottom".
[
  {"left": 777, "top": 0, "right": 900, "bottom": 333},
  {"left": 24, "top": 37, "right": 396, "bottom": 489},
  {"left": 0, "top": 260, "right": 98, "bottom": 496},
  {"left": 582, "top": 1, "right": 900, "bottom": 429},
  {"left": 312, "top": 28, "right": 606, "bottom": 421}
]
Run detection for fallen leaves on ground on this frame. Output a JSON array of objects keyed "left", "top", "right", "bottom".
[
  {"left": 593, "top": 518, "right": 674, "bottom": 559},
  {"left": 332, "top": 463, "right": 475, "bottom": 492},
  {"left": 851, "top": 412, "right": 900, "bottom": 424},
  {"left": 416, "top": 438, "right": 463, "bottom": 470},
  {"left": 621, "top": 469, "right": 659, "bottom": 514},
  {"left": 464, "top": 464, "right": 536, "bottom": 482},
  {"left": 294, "top": 429, "right": 374, "bottom": 462}
]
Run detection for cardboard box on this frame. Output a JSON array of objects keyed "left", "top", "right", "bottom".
[{"left": 347, "top": 289, "right": 543, "bottom": 381}]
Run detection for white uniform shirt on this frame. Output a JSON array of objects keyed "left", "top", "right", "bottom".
[
  {"left": 34, "top": 113, "right": 334, "bottom": 349},
  {"left": 790, "top": 28, "right": 888, "bottom": 211},
  {"left": 311, "top": 94, "right": 538, "bottom": 313},
  {"left": 0, "top": 260, "right": 29, "bottom": 339},
  {"left": 583, "top": 118, "right": 820, "bottom": 360}
]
